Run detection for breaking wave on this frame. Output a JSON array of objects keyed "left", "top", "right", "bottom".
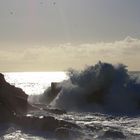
[{"left": 44, "top": 62, "right": 140, "bottom": 114}]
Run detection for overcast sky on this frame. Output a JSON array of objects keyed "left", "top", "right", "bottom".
[{"left": 0, "top": 0, "right": 140, "bottom": 71}]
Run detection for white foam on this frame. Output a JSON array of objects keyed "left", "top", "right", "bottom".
[{"left": 50, "top": 62, "right": 140, "bottom": 114}]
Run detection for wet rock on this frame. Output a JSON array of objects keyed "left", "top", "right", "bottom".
[
  {"left": 58, "top": 119, "right": 81, "bottom": 129},
  {"left": 0, "top": 101, "right": 15, "bottom": 122},
  {"left": 15, "top": 115, "right": 58, "bottom": 131},
  {"left": 85, "top": 124, "right": 103, "bottom": 132},
  {"left": 44, "top": 108, "right": 67, "bottom": 115},
  {"left": 39, "top": 82, "right": 61, "bottom": 105},
  {"left": 0, "top": 73, "right": 29, "bottom": 122},
  {"left": 103, "top": 129, "right": 126, "bottom": 139},
  {"left": 15, "top": 115, "right": 80, "bottom": 132},
  {"left": 0, "top": 73, "right": 80, "bottom": 134},
  {"left": 33, "top": 104, "right": 67, "bottom": 115},
  {"left": 55, "top": 127, "right": 70, "bottom": 139},
  {"left": 55, "top": 127, "right": 83, "bottom": 139}
]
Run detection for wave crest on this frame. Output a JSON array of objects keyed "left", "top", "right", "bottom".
[{"left": 44, "top": 62, "right": 140, "bottom": 114}]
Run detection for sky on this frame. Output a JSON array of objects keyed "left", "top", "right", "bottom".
[{"left": 0, "top": 0, "right": 140, "bottom": 71}]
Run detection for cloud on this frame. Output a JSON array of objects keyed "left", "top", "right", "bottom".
[{"left": 0, "top": 36, "right": 140, "bottom": 71}]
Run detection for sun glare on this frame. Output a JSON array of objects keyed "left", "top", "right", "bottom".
[{"left": 4, "top": 72, "right": 68, "bottom": 95}]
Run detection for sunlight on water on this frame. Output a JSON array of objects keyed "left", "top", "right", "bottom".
[{"left": 4, "top": 72, "right": 67, "bottom": 95}]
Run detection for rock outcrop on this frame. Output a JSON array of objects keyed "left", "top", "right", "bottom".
[
  {"left": 0, "top": 73, "right": 80, "bottom": 138},
  {"left": 102, "top": 129, "right": 126, "bottom": 139},
  {"left": 0, "top": 73, "right": 29, "bottom": 122},
  {"left": 39, "top": 82, "right": 61, "bottom": 105},
  {"left": 15, "top": 115, "right": 80, "bottom": 131}
]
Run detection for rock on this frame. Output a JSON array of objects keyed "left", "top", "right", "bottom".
[
  {"left": 103, "top": 129, "right": 126, "bottom": 139},
  {"left": 15, "top": 115, "right": 57, "bottom": 131},
  {"left": 0, "top": 73, "right": 29, "bottom": 121},
  {"left": 0, "top": 101, "right": 15, "bottom": 122},
  {"left": 55, "top": 127, "right": 70, "bottom": 139},
  {"left": 85, "top": 124, "right": 103, "bottom": 131},
  {"left": 55, "top": 127, "right": 83, "bottom": 139},
  {"left": 15, "top": 115, "right": 80, "bottom": 132},
  {"left": 44, "top": 108, "right": 67, "bottom": 115},
  {"left": 32, "top": 103, "right": 67, "bottom": 115},
  {"left": 39, "top": 82, "right": 61, "bottom": 105},
  {"left": 29, "top": 103, "right": 67, "bottom": 115},
  {"left": 0, "top": 73, "right": 80, "bottom": 134},
  {"left": 58, "top": 119, "right": 80, "bottom": 129}
]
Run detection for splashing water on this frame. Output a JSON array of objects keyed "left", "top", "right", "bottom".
[
  {"left": 2, "top": 65, "right": 140, "bottom": 139},
  {"left": 48, "top": 62, "right": 140, "bottom": 114}
]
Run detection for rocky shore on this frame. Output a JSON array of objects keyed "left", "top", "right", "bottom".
[{"left": 0, "top": 73, "right": 79, "bottom": 139}]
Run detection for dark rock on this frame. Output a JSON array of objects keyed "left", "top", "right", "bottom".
[
  {"left": 58, "top": 119, "right": 80, "bottom": 129},
  {"left": 32, "top": 103, "right": 67, "bottom": 114},
  {"left": 39, "top": 82, "right": 61, "bottom": 105},
  {"left": 55, "top": 127, "right": 83, "bottom": 139},
  {"left": 0, "top": 73, "right": 80, "bottom": 134},
  {"left": 0, "top": 101, "right": 15, "bottom": 122},
  {"left": 15, "top": 115, "right": 56, "bottom": 131},
  {"left": 103, "top": 129, "right": 126, "bottom": 139},
  {"left": 15, "top": 115, "right": 80, "bottom": 132},
  {"left": 0, "top": 73, "right": 29, "bottom": 121},
  {"left": 85, "top": 124, "right": 103, "bottom": 132},
  {"left": 55, "top": 127, "right": 70, "bottom": 139},
  {"left": 44, "top": 108, "right": 67, "bottom": 115}
]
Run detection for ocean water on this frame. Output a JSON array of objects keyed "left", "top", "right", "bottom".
[
  {"left": 1, "top": 62, "right": 140, "bottom": 140},
  {"left": 4, "top": 72, "right": 68, "bottom": 95}
]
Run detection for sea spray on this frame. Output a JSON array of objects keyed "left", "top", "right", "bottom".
[
  {"left": 55, "top": 62, "right": 140, "bottom": 113},
  {"left": 36, "top": 62, "right": 140, "bottom": 114}
]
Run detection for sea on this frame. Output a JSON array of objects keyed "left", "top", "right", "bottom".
[{"left": 1, "top": 65, "right": 140, "bottom": 140}]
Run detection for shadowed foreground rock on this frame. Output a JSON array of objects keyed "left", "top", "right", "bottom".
[
  {"left": 103, "top": 129, "right": 126, "bottom": 139},
  {"left": 0, "top": 73, "right": 80, "bottom": 137},
  {"left": 15, "top": 115, "right": 80, "bottom": 131},
  {"left": 0, "top": 73, "right": 29, "bottom": 121}
]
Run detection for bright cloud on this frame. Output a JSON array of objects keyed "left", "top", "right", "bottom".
[{"left": 0, "top": 36, "right": 140, "bottom": 72}]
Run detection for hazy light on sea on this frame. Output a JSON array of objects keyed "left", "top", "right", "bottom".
[{"left": 4, "top": 72, "right": 68, "bottom": 95}]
